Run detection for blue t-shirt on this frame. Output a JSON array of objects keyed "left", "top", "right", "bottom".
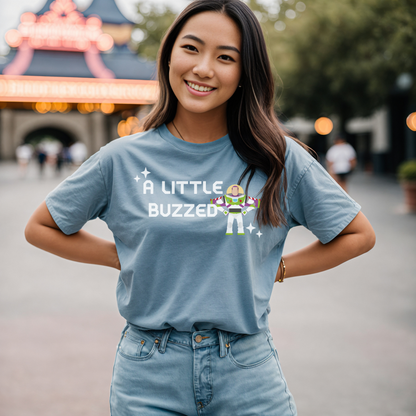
[{"left": 46, "top": 124, "right": 361, "bottom": 334}]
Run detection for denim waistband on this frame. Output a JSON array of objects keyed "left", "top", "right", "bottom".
[{"left": 125, "top": 323, "right": 251, "bottom": 358}]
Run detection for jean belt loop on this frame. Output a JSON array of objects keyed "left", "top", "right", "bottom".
[
  {"left": 218, "top": 330, "right": 229, "bottom": 358},
  {"left": 158, "top": 327, "right": 173, "bottom": 354},
  {"left": 119, "top": 323, "right": 129, "bottom": 345}
]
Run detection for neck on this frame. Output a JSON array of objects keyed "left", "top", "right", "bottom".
[{"left": 168, "top": 104, "right": 228, "bottom": 144}]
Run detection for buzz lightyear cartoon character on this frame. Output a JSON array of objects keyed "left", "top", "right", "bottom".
[{"left": 210, "top": 184, "right": 260, "bottom": 235}]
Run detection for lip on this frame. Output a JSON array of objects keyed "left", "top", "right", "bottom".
[
  {"left": 185, "top": 80, "right": 215, "bottom": 88},
  {"left": 184, "top": 80, "right": 216, "bottom": 97}
]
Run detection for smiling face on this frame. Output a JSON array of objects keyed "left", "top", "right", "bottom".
[{"left": 169, "top": 11, "right": 242, "bottom": 118}]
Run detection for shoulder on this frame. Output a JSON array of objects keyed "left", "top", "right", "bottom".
[
  {"left": 284, "top": 136, "right": 316, "bottom": 175},
  {"left": 100, "top": 129, "right": 159, "bottom": 156},
  {"left": 345, "top": 143, "right": 356, "bottom": 153},
  {"left": 284, "top": 137, "right": 329, "bottom": 200},
  {"left": 98, "top": 128, "right": 161, "bottom": 165}
]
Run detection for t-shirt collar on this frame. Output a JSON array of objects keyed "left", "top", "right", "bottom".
[{"left": 157, "top": 123, "right": 231, "bottom": 154}]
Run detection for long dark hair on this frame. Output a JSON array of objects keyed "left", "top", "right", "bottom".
[{"left": 143, "top": 0, "right": 304, "bottom": 228}]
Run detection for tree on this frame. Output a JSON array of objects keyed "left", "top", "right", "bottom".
[
  {"left": 131, "top": 0, "right": 296, "bottom": 62},
  {"left": 131, "top": 0, "right": 177, "bottom": 61},
  {"left": 130, "top": 0, "right": 416, "bottom": 130},
  {"left": 264, "top": 0, "right": 416, "bottom": 130}
]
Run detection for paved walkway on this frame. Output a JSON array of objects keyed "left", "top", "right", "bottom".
[{"left": 0, "top": 161, "right": 415, "bottom": 416}]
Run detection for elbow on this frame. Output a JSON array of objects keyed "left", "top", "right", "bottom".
[
  {"left": 360, "top": 227, "right": 376, "bottom": 255},
  {"left": 25, "top": 219, "right": 43, "bottom": 247},
  {"left": 24, "top": 221, "right": 35, "bottom": 246}
]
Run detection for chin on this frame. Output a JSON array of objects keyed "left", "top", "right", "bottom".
[{"left": 180, "top": 99, "right": 228, "bottom": 116}]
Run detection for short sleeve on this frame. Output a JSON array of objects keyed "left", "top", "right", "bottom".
[
  {"left": 287, "top": 158, "right": 361, "bottom": 244},
  {"left": 348, "top": 144, "right": 357, "bottom": 158},
  {"left": 45, "top": 150, "right": 109, "bottom": 235}
]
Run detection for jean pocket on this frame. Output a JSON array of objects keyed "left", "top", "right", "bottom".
[
  {"left": 228, "top": 331, "right": 275, "bottom": 369},
  {"left": 118, "top": 326, "right": 158, "bottom": 361}
]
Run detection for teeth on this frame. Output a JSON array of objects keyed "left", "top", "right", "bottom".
[{"left": 187, "top": 81, "right": 214, "bottom": 92}]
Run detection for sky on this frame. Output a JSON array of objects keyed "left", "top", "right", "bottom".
[{"left": 0, "top": 0, "right": 190, "bottom": 56}]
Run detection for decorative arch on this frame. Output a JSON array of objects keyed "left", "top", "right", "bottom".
[
  {"left": 13, "top": 114, "right": 88, "bottom": 149},
  {"left": 24, "top": 126, "right": 75, "bottom": 147}
]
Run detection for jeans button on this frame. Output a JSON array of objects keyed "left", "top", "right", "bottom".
[{"left": 195, "top": 335, "right": 202, "bottom": 343}]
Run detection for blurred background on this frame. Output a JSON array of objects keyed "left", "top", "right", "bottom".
[{"left": 0, "top": 0, "right": 415, "bottom": 415}]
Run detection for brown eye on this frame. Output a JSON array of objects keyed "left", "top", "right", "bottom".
[
  {"left": 183, "top": 44, "right": 198, "bottom": 52},
  {"left": 219, "top": 55, "right": 235, "bottom": 62}
]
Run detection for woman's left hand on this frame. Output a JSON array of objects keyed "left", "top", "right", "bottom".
[{"left": 275, "top": 211, "right": 375, "bottom": 282}]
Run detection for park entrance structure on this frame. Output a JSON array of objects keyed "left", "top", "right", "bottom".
[{"left": 0, "top": 0, "right": 158, "bottom": 159}]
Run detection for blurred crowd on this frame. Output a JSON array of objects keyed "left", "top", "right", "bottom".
[{"left": 15, "top": 140, "right": 87, "bottom": 178}]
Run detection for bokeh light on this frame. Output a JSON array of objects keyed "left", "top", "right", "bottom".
[
  {"left": 5, "top": 30, "right": 22, "bottom": 48},
  {"left": 35, "top": 102, "right": 51, "bottom": 113},
  {"left": 97, "top": 34, "right": 114, "bottom": 51},
  {"left": 20, "top": 12, "right": 37, "bottom": 24},
  {"left": 274, "top": 21, "right": 286, "bottom": 31},
  {"left": 117, "top": 116, "right": 142, "bottom": 137},
  {"left": 315, "top": 117, "right": 333, "bottom": 135},
  {"left": 406, "top": 112, "right": 416, "bottom": 131},
  {"left": 101, "top": 103, "right": 115, "bottom": 114},
  {"left": 285, "top": 9, "right": 296, "bottom": 19}
]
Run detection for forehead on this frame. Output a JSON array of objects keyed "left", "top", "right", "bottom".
[{"left": 177, "top": 11, "right": 241, "bottom": 47}]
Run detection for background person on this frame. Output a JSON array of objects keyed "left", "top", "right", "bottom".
[
  {"left": 35, "top": 143, "right": 47, "bottom": 177},
  {"left": 326, "top": 134, "right": 357, "bottom": 192},
  {"left": 15, "top": 143, "right": 33, "bottom": 178},
  {"left": 25, "top": 1, "right": 375, "bottom": 415}
]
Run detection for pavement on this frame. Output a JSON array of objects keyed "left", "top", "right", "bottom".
[{"left": 0, "top": 160, "right": 415, "bottom": 416}]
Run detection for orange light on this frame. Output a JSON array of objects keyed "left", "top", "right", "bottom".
[
  {"left": 77, "top": 103, "right": 88, "bottom": 114},
  {"left": 406, "top": 112, "right": 416, "bottom": 131},
  {"left": 315, "top": 117, "right": 333, "bottom": 135},
  {"left": 101, "top": 102, "right": 115, "bottom": 114},
  {"left": 35, "top": 102, "right": 51, "bottom": 113},
  {"left": 62, "top": 103, "right": 72, "bottom": 113},
  {"left": 126, "top": 116, "right": 139, "bottom": 125},
  {"left": 117, "top": 116, "right": 142, "bottom": 137},
  {"left": 117, "top": 120, "right": 128, "bottom": 137},
  {"left": 84, "top": 102, "right": 95, "bottom": 112}
]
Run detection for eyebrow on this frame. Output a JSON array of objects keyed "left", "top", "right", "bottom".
[{"left": 181, "top": 34, "right": 240, "bottom": 54}]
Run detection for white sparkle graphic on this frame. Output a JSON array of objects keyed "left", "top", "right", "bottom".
[
  {"left": 256, "top": 230, "right": 263, "bottom": 238},
  {"left": 134, "top": 175, "right": 140, "bottom": 182},
  {"left": 246, "top": 223, "right": 256, "bottom": 234},
  {"left": 141, "top": 168, "right": 150, "bottom": 178}
]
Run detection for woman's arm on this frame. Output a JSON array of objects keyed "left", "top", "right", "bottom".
[
  {"left": 25, "top": 201, "right": 120, "bottom": 270},
  {"left": 276, "top": 211, "right": 375, "bottom": 282}
]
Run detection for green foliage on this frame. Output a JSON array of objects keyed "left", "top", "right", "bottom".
[
  {"left": 132, "top": 1, "right": 177, "bottom": 61},
  {"left": 131, "top": 0, "right": 416, "bottom": 126},
  {"left": 398, "top": 160, "right": 416, "bottom": 182},
  {"left": 266, "top": 0, "right": 416, "bottom": 123}
]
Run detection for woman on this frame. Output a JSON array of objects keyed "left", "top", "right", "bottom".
[{"left": 25, "top": 0, "right": 375, "bottom": 415}]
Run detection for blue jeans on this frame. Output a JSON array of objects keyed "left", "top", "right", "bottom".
[{"left": 110, "top": 323, "right": 297, "bottom": 415}]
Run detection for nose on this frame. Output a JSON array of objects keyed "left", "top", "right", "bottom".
[{"left": 192, "top": 56, "right": 214, "bottom": 79}]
